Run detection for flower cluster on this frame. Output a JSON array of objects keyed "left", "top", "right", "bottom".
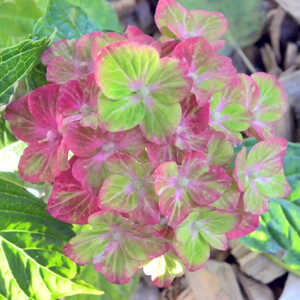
[{"left": 5, "top": 0, "right": 290, "bottom": 286}]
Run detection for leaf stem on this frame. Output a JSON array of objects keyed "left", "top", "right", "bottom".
[
  {"left": 264, "top": 253, "right": 300, "bottom": 277},
  {"left": 227, "top": 33, "right": 257, "bottom": 74}
]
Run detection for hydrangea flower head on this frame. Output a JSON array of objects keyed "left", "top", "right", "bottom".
[{"left": 5, "top": 0, "right": 289, "bottom": 287}]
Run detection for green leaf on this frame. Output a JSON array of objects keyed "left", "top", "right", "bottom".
[
  {"left": 66, "top": 0, "right": 122, "bottom": 33},
  {"left": 239, "top": 141, "right": 300, "bottom": 272},
  {"left": 0, "top": 171, "right": 52, "bottom": 201},
  {"left": 0, "top": 114, "right": 16, "bottom": 149},
  {"left": 34, "top": 0, "right": 98, "bottom": 40},
  {"left": 34, "top": 0, "right": 121, "bottom": 40},
  {"left": 67, "top": 265, "right": 139, "bottom": 300},
  {"left": 0, "top": 177, "right": 103, "bottom": 299},
  {"left": 178, "top": 0, "right": 265, "bottom": 48},
  {"left": 0, "top": 37, "right": 51, "bottom": 104},
  {"left": 0, "top": 0, "right": 46, "bottom": 48},
  {"left": 0, "top": 141, "right": 27, "bottom": 172},
  {"left": 27, "top": 63, "right": 48, "bottom": 90}
]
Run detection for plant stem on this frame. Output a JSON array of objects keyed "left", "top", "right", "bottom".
[
  {"left": 227, "top": 33, "right": 257, "bottom": 74},
  {"left": 264, "top": 253, "right": 300, "bottom": 277}
]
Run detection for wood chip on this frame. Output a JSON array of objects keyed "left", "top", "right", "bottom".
[
  {"left": 135, "top": 0, "right": 153, "bottom": 31},
  {"left": 177, "top": 289, "right": 196, "bottom": 300},
  {"left": 110, "top": 0, "right": 136, "bottom": 17},
  {"left": 240, "top": 253, "right": 286, "bottom": 284},
  {"left": 131, "top": 277, "right": 160, "bottom": 300},
  {"left": 186, "top": 260, "right": 244, "bottom": 300},
  {"left": 284, "top": 43, "right": 298, "bottom": 69},
  {"left": 230, "top": 241, "right": 287, "bottom": 284},
  {"left": 261, "top": 43, "right": 282, "bottom": 76},
  {"left": 237, "top": 272, "right": 275, "bottom": 300},
  {"left": 279, "top": 273, "right": 300, "bottom": 300},
  {"left": 270, "top": 8, "right": 285, "bottom": 61},
  {"left": 276, "top": 0, "right": 300, "bottom": 24},
  {"left": 280, "top": 70, "right": 300, "bottom": 101}
]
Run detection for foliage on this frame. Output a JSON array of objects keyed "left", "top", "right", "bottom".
[
  {"left": 0, "top": 0, "right": 46, "bottom": 48},
  {"left": 67, "top": 265, "right": 139, "bottom": 300},
  {"left": 240, "top": 140, "right": 300, "bottom": 273},
  {"left": 0, "top": 0, "right": 121, "bottom": 106},
  {"left": 0, "top": 0, "right": 122, "bottom": 299},
  {"left": 0, "top": 37, "right": 52, "bottom": 104},
  {"left": 1, "top": 0, "right": 291, "bottom": 294},
  {"left": 0, "top": 0, "right": 121, "bottom": 47},
  {"left": 34, "top": 0, "right": 121, "bottom": 40},
  {"left": 0, "top": 115, "right": 16, "bottom": 149},
  {"left": 177, "top": 0, "right": 265, "bottom": 48},
  {"left": 0, "top": 176, "right": 103, "bottom": 299}
]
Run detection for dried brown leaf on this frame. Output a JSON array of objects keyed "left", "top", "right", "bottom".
[
  {"left": 269, "top": 8, "right": 285, "bottom": 61},
  {"left": 261, "top": 43, "right": 282, "bottom": 75}
]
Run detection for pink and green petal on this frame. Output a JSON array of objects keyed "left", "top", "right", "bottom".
[
  {"left": 233, "top": 147, "right": 247, "bottom": 191},
  {"left": 46, "top": 56, "right": 85, "bottom": 84},
  {"left": 96, "top": 42, "right": 190, "bottom": 138},
  {"left": 63, "top": 212, "right": 167, "bottom": 284},
  {"left": 173, "top": 37, "right": 236, "bottom": 105},
  {"left": 64, "top": 123, "right": 105, "bottom": 157},
  {"left": 113, "top": 127, "right": 147, "bottom": 157},
  {"left": 249, "top": 73, "right": 288, "bottom": 140},
  {"left": 247, "top": 138, "right": 287, "bottom": 174},
  {"left": 226, "top": 195, "right": 260, "bottom": 239},
  {"left": 58, "top": 75, "right": 100, "bottom": 129},
  {"left": 125, "top": 26, "right": 161, "bottom": 53},
  {"left": 154, "top": 162, "right": 196, "bottom": 227},
  {"left": 227, "top": 212, "right": 259, "bottom": 239},
  {"left": 127, "top": 190, "right": 160, "bottom": 225},
  {"left": 209, "top": 85, "right": 251, "bottom": 142},
  {"left": 155, "top": 0, "right": 228, "bottom": 42},
  {"left": 141, "top": 102, "right": 182, "bottom": 143},
  {"left": 206, "top": 132, "right": 234, "bottom": 166},
  {"left": 96, "top": 42, "right": 160, "bottom": 99},
  {"left": 19, "top": 140, "right": 68, "bottom": 183},
  {"left": 47, "top": 160, "right": 100, "bottom": 224},
  {"left": 99, "top": 154, "right": 159, "bottom": 222},
  {"left": 173, "top": 208, "right": 237, "bottom": 270},
  {"left": 180, "top": 152, "right": 232, "bottom": 206},
  {"left": 42, "top": 39, "right": 76, "bottom": 65},
  {"left": 72, "top": 156, "right": 107, "bottom": 195},
  {"left": 66, "top": 125, "right": 147, "bottom": 193},
  {"left": 5, "top": 95, "right": 47, "bottom": 143},
  {"left": 189, "top": 10, "right": 228, "bottom": 42},
  {"left": 28, "top": 84, "right": 60, "bottom": 130},
  {"left": 96, "top": 42, "right": 189, "bottom": 104},
  {"left": 154, "top": 152, "right": 231, "bottom": 226},
  {"left": 212, "top": 184, "right": 240, "bottom": 211},
  {"left": 239, "top": 74, "right": 260, "bottom": 110},
  {"left": 155, "top": 0, "right": 189, "bottom": 38},
  {"left": 174, "top": 225, "right": 210, "bottom": 271},
  {"left": 148, "top": 57, "right": 192, "bottom": 106},
  {"left": 100, "top": 175, "right": 139, "bottom": 212},
  {"left": 234, "top": 139, "right": 290, "bottom": 214},
  {"left": 98, "top": 93, "right": 146, "bottom": 132},
  {"left": 147, "top": 142, "right": 182, "bottom": 168},
  {"left": 160, "top": 40, "right": 179, "bottom": 57},
  {"left": 103, "top": 152, "right": 149, "bottom": 177},
  {"left": 92, "top": 32, "right": 127, "bottom": 60},
  {"left": 43, "top": 36, "right": 95, "bottom": 84},
  {"left": 76, "top": 32, "right": 101, "bottom": 62},
  {"left": 175, "top": 98, "right": 211, "bottom": 151},
  {"left": 143, "top": 251, "right": 184, "bottom": 287}
]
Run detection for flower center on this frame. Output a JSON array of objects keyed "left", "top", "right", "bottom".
[{"left": 46, "top": 130, "right": 59, "bottom": 143}]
